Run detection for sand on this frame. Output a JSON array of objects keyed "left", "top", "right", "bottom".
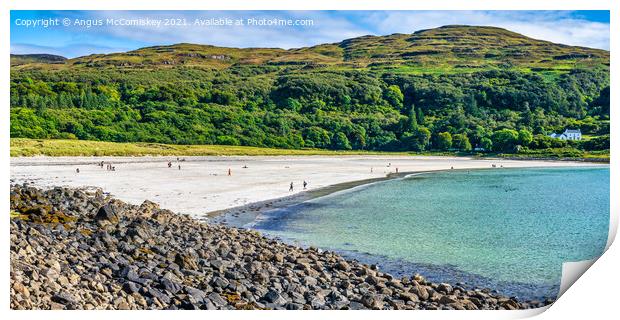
[{"left": 10, "top": 155, "right": 604, "bottom": 219}]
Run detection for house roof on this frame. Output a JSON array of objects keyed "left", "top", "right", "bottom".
[{"left": 564, "top": 129, "right": 581, "bottom": 134}]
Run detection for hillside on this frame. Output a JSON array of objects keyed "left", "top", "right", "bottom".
[
  {"left": 10, "top": 25, "right": 610, "bottom": 156},
  {"left": 12, "top": 26, "right": 609, "bottom": 74},
  {"left": 10, "top": 54, "right": 67, "bottom": 67}
]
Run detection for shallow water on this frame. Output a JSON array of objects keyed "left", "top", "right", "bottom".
[{"left": 249, "top": 167, "right": 610, "bottom": 300}]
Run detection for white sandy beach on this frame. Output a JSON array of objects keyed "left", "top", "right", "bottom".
[{"left": 10, "top": 156, "right": 604, "bottom": 218}]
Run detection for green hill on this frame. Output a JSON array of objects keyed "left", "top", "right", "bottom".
[
  {"left": 10, "top": 54, "right": 67, "bottom": 67},
  {"left": 13, "top": 26, "right": 609, "bottom": 74},
  {"left": 10, "top": 25, "right": 610, "bottom": 156}
]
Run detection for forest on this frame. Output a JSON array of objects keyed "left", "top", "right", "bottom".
[{"left": 10, "top": 26, "right": 610, "bottom": 156}]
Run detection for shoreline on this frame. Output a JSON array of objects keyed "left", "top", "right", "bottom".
[
  {"left": 207, "top": 165, "right": 600, "bottom": 225},
  {"left": 10, "top": 155, "right": 606, "bottom": 220},
  {"left": 211, "top": 165, "right": 607, "bottom": 302},
  {"left": 10, "top": 184, "right": 553, "bottom": 310}
]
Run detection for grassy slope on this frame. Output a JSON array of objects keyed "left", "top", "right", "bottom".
[
  {"left": 10, "top": 139, "right": 609, "bottom": 161},
  {"left": 10, "top": 138, "right": 410, "bottom": 157}
]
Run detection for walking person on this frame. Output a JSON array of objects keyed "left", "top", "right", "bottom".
[
  {"left": 303, "top": 180, "right": 308, "bottom": 190},
  {"left": 289, "top": 182, "right": 294, "bottom": 192},
  {"left": 228, "top": 168, "right": 232, "bottom": 176}
]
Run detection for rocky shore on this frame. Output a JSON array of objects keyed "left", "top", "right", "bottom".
[{"left": 10, "top": 184, "right": 552, "bottom": 310}]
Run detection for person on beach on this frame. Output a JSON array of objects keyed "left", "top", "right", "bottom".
[
  {"left": 228, "top": 168, "right": 232, "bottom": 176},
  {"left": 396, "top": 168, "right": 399, "bottom": 173},
  {"left": 76, "top": 168, "right": 80, "bottom": 173},
  {"left": 303, "top": 181, "right": 308, "bottom": 190},
  {"left": 168, "top": 162, "right": 172, "bottom": 168},
  {"left": 371, "top": 167, "right": 373, "bottom": 173},
  {"left": 289, "top": 182, "right": 294, "bottom": 192},
  {"left": 178, "top": 165, "right": 181, "bottom": 170},
  {"left": 112, "top": 166, "right": 115, "bottom": 171}
]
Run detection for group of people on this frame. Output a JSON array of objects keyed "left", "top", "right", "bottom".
[
  {"left": 96, "top": 161, "right": 115, "bottom": 171},
  {"left": 167, "top": 161, "right": 182, "bottom": 170},
  {"left": 289, "top": 180, "right": 308, "bottom": 192}
]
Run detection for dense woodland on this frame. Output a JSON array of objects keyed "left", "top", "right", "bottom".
[{"left": 10, "top": 26, "right": 610, "bottom": 155}]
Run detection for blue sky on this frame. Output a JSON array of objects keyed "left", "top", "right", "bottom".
[{"left": 11, "top": 10, "right": 610, "bottom": 58}]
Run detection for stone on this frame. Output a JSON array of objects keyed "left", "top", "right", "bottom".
[
  {"left": 360, "top": 294, "right": 379, "bottom": 309},
  {"left": 160, "top": 278, "right": 182, "bottom": 294},
  {"left": 437, "top": 283, "right": 453, "bottom": 294},
  {"left": 264, "top": 290, "right": 287, "bottom": 305},
  {"left": 208, "top": 293, "right": 227, "bottom": 307},
  {"left": 336, "top": 260, "right": 350, "bottom": 271},
  {"left": 123, "top": 282, "right": 140, "bottom": 294},
  {"left": 95, "top": 204, "right": 118, "bottom": 223},
  {"left": 211, "top": 276, "right": 230, "bottom": 289},
  {"left": 51, "top": 292, "right": 77, "bottom": 305},
  {"left": 439, "top": 295, "right": 458, "bottom": 304}
]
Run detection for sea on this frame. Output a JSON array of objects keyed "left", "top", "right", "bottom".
[{"left": 242, "top": 166, "right": 610, "bottom": 301}]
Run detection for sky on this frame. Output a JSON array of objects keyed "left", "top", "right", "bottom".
[{"left": 10, "top": 10, "right": 610, "bottom": 58}]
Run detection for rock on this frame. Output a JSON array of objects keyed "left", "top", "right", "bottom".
[
  {"left": 302, "top": 276, "right": 318, "bottom": 286},
  {"left": 360, "top": 294, "right": 383, "bottom": 309},
  {"left": 51, "top": 292, "right": 77, "bottom": 305},
  {"left": 336, "top": 260, "right": 350, "bottom": 271},
  {"left": 148, "top": 288, "right": 170, "bottom": 304},
  {"left": 410, "top": 281, "right": 429, "bottom": 300},
  {"left": 208, "top": 293, "right": 227, "bottom": 307},
  {"left": 185, "top": 286, "right": 206, "bottom": 302},
  {"left": 95, "top": 204, "right": 118, "bottom": 223},
  {"left": 399, "top": 291, "right": 419, "bottom": 302},
  {"left": 437, "top": 283, "right": 453, "bottom": 294},
  {"left": 114, "top": 297, "right": 130, "bottom": 310},
  {"left": 13, "top": 282, "right": 30, "bottom": 298},
  {"left": 160, "top": 278, "right": 182, "bottom": 294},
  {"left": 365, "top": 275, "right": 382, "bottom": 286},
  {"left": 264, "top": 290, "right": 287, "bottom": 305},
  {"left": 174, "top": 253, "right": 198, "bottom": 270},
  {"left": 211, "top": 276, "right": 230, "bottom": 289},
  {"left": 123, "top": 282, "right": 140, "bottom": 294},
  {"left": 9, "top": 185, "right": 546, "bottom": 311},
  {"left": 273, "top": 253, "right": 284, "bottom": 263},
  {"left": 439, "top": 295, "right": 458, "bottom": 304}
]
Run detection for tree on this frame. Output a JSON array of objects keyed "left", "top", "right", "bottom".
[
  {"left": 384, "top": 85, "right": 404, "bottom": 110},
  {"left": 332, "top": 132, "right": 352, "bottom": 150},
  {"left": 452, "top": 133, "right": 472, "bottom": 151},
  {"left": 517, "top": 129, "right": 533, "bottom": 146},
  {"left": 436, "top": 132, "right": 453, "bottom": 151},
  {"left": 480, "top": 137, "right": 493, "bottom": 151},
  {"left": 402, "top": 126, "right": 431, "bottom": 151},
  {"left": 491, "top": 129, "right": 519, "bottom": 152},
  {"left": 407, "top": 104, "right": 418, "bottom": 131},
  {"left": 303, "top": 126, "right": 331, "bottom": 149}
]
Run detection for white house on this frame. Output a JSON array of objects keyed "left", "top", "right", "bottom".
[{"left": 549, "top": 129, "right": 582, "bottom": 141}]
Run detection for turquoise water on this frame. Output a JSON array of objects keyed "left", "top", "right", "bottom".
[{"left": 250, "top": 167, "right": 609, "bottom": 300}]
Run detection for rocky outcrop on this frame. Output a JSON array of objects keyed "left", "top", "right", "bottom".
[{"left": 10, "top": 184, "right": 552, "bottom": 310}]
